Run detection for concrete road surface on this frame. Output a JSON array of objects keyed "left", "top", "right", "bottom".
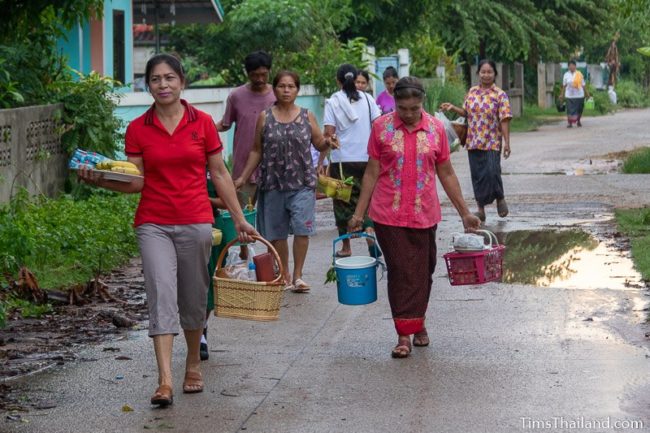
[{"left": 3, "top": 109, "right": 650, "bottom": 433}]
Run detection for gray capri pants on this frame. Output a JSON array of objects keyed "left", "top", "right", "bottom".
[{"left": 136, "top": 223, "right": 213, "bottom": 337}]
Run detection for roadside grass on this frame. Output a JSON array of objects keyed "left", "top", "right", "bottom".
[
  {"left": 622, "top": 147, "right": 650, "bottom": 173},
  {"left": 615, "top": 208, "right": 650, "bottom": 288},
  {"left": 510, "top": 102, "right": 604, "bottom": 133},
  {"left": 510, "top": 105, "right": 565, "bottom": 132},
  {"left": 0, "top": 191, "right": 139, "bottom": 328}
]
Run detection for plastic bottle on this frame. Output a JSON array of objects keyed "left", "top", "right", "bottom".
[{"left": 248, "top": 261, "right": 257, "bottom": 281}]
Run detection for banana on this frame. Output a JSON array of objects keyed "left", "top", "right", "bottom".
[
  {"left": 111, "top": 161, "right": 138, "bottom": 169},
  {"left": 96, "top": 160, "right": 140, "bottom": 175},
  {"left": 110, "top": 166, "right": 141, "bottom": 175}
]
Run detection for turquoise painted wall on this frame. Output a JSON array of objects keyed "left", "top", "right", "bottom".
[
  {"left": 103, "top": 0, "right": 134, "bottom": 88},
  {"left": 57, "top": 1, "right": 133, "bottom": 87}
]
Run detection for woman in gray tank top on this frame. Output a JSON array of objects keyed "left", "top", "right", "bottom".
[{"left": 235, "top": 71, "right": 339, "bottom": 292}]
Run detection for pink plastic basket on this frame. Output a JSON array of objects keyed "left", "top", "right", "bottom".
[{"left": 443, "top": 231, "right": 505, "bottom": 286}]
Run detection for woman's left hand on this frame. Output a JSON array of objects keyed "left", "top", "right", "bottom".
[
  {"left": 234, "top": 220, "right": 259, "bottom": 244},
  {"left": 503, "top": 143, "right": 511, "bottom": 159},
  {"left": 462, "top": 213, "right": 482, "bottom": 233}
]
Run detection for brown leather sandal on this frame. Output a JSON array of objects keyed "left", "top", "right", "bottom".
[
  {"left": 183, "top": 371, "right": 204, "bottom": 394},
  {"left": 413, "top": 330, "right": 430, "bottom": 347},
  {"left": 150, "top": 384, "right": 173, "bottom": 406},
  {"left": 391, "top": 337, "right": 412, "bottom": 359}
]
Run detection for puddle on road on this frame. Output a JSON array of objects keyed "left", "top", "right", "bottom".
[{"left": 498, "top": 229, "right": 645, "bottom": 290}]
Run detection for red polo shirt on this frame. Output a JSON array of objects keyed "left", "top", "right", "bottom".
[{"left": 125, "top": 100, "right": 222, "bottom": 227}]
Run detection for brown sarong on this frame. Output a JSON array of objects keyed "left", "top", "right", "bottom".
[{"left": 374, "top": 222, "right": 437, "bottom": 336}]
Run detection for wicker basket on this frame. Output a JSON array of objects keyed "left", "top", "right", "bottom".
[{"left": 213, "top": 235, "right": 284, "bottom": 321}]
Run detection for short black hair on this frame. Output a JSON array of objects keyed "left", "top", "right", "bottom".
[
  {"left": 393, "top": 77, "right": 426, "bottom": 101},
  {"left": 477, "top": 59, "right": 498, "bottom": 76},
  {"left": 382, "top": 66, "right": 399, "bottom": 80},
  {"left": 568, "top": 59, "right": 577, "bottom": 66},
  {"left": 244, "top": 51, "right": 272, "bottom": 73},
  {"left": 145, "top": 53, "right": 185, "bottom": 88}
]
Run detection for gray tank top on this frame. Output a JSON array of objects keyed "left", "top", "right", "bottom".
[{"left": 259, "top": 107, "right": 316, "bottom": 191}]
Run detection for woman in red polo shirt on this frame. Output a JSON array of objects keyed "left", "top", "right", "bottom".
[
  {"left": 79, "top": 53, "right": 256, "bottom": 406},
  {"left": 349, "top": 77, "right": 481, "bottom": 358}
]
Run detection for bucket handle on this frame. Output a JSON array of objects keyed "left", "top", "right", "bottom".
[
  {"left": 332, "top": 232, "right": 385, "bottom": 281},
  {"left": 332, "top": 232, "right": 376, "bottom": 262}
]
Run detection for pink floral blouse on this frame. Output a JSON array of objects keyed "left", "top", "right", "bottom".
[
  {"left": 463, "top": 84, "right": 512, "bottom": 151},
  {"left": 367, "top": 111, "right": 450, "bottom": 228}
]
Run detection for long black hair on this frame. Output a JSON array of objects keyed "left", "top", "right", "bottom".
[{"left": 336, "top": 64, "right": 360, "bottom": 102}]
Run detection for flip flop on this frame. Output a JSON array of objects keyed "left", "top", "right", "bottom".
[
  {"left": 151, "top": 384, "right": 173, "bottom": 406},
  {"left": 335, "top": 250, "right": 351, "bottom": 258},
  {"left": 291, "top": 278, "right": 311, "bottom": 293},
  {"left": 182, "top": 371, "right": 204, "bottom": 394}
]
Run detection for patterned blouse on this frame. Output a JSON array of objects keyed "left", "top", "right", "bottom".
[
  {"left": 463, "top": 84, "right": 512, "bottom": 151},
  {"left": 367, "top": 111, "right": 450, "bottom": 229},
  {"left": 259, "top": 107, "right": 316, "bottom": 191}
]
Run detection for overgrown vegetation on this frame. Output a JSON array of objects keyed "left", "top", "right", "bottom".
[
  {"left": 622, "top": 147, "right": 650, "bottom": 174},
  {"left": 422, "top": 79, "right": 467, "bottom": 117},
  {"left": 510, "top": 105, "right": 565, "bottom": 132},
  {"left": 0, "top": 190, "right": 139, "bottom": 292},
  {"left": 615, "top": 208, "right": 650, "bottom": 281}
]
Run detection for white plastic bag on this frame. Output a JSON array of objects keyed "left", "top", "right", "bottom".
[{"left": 434, "top": 112, "right": 459, "bottom": 147}]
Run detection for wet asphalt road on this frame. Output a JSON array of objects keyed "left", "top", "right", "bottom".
[{"left": 3, "top": 109, "right": 650, "bottom": 433}]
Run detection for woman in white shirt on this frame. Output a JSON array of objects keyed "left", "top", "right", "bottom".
[
  {"left": 560, "top": 60, "right": 590, "bottom": 128},
  {"left": 320, "top": 64, "right": 382, "bottom": 257}
]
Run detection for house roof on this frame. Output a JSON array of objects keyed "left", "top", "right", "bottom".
[{"left": 133, "top": 0, "right": 225, "bottom": 26}]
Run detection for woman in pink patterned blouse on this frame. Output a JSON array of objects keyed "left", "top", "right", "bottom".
[
  {"left": 349, "top": 77, "right": 480, "bottom": 359},
  {"left": 441, "top": 59, "right": 512, "bottom": 222}
]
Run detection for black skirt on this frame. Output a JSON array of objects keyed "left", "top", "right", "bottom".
[{"left": 467, "top": 149, "right": 504, "bottom": 207}]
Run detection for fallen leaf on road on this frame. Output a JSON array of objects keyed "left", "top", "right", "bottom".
[{"left": 122, "top": 404, "right": 133, "bottom": 412}]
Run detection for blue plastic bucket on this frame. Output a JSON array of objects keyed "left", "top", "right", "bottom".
[{"left": 335, "top": 256, "right": 378, "bottom": 305}]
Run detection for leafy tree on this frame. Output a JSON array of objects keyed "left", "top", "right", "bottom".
[
  {"left": 0, "top": 0, "right": 103, "bottom": 43},
  {"left": 169, "top": 0, "right": 369, "bottom": 95}
]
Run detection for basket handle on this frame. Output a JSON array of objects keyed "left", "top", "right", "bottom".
[
  {"left": 215, "top": 235, "right": 284, "bottom": 285},
  {"left": 338, "top": 161, "right": 345, "bottom": 181},
  {"left": 476, "top": 229, "right": 499, "bottom": 247}
]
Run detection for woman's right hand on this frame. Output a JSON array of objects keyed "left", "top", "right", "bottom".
[
  {"left": 233, "top": 177, "right": 244, "bottom": 190},
  {"left": 439, "top": 102, "right": 453, "bottom": 112},
  {"left": 77, "top": 165, "right": 102, "bottom": 186},
  {"left": 347, "top": 214, "right": 363, "bottom": 233}
]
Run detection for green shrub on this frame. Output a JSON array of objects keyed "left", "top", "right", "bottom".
[
  {"left": 0, "top": 190, "right": 139, "bottom": 289},
  {"left": 622, "top": 147, "right": 650, "bottom": 174},
  {"left": 615, "top": 79, "right": 650, "bottom": 108},
  {"left": 592, "top": 90, "right": 615, "bottom": 114},
  {"left": 422, "top": 79, "right": 467, "bottom": 118}
]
